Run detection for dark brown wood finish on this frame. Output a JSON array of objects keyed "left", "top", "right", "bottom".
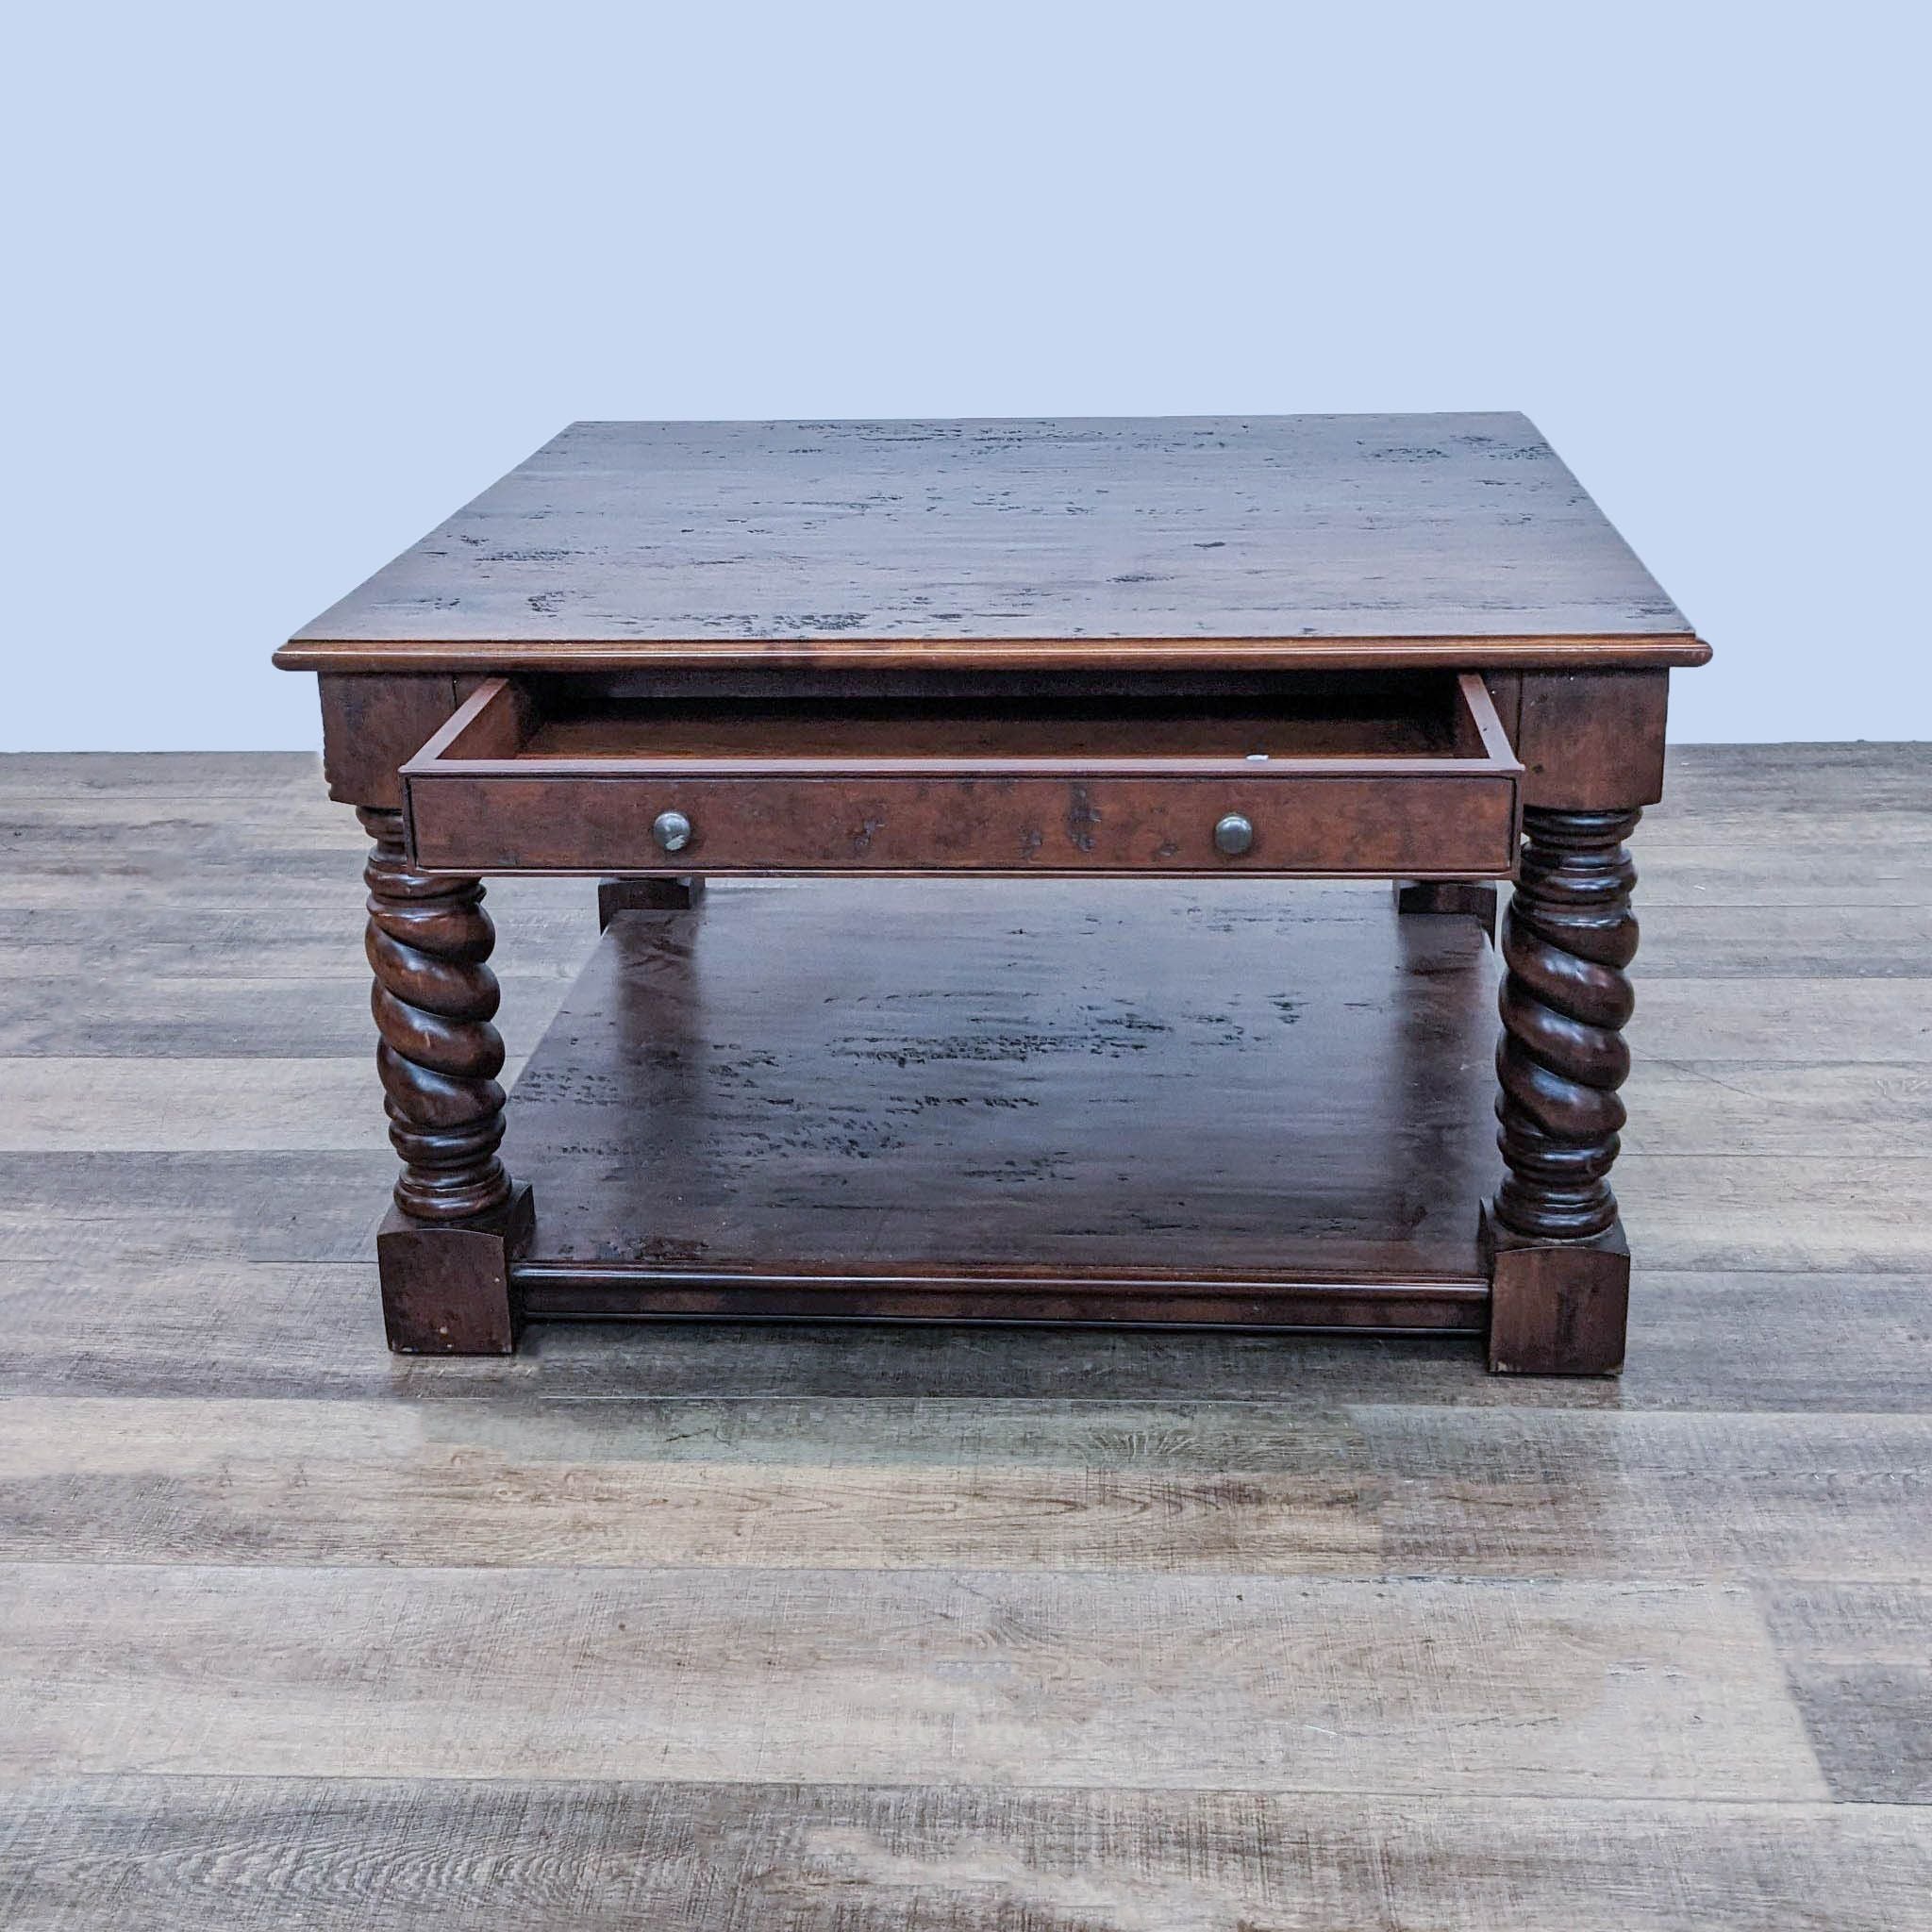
[
  {"left": 400, "top": 671, "right": 1522, "bottom": 878},
  {"left": 1484, "top": 806, "right": 1643, "bottom": 1373},
  {"left": 412, "top": 772, "right": 1523, "bottom": 879},
  {"left": 1514, "top": 670, "right": 1672, "bottom": 809},
  {"left": 502, "top": 882, "right": 1501, "bottom": 1327},
  {"left": 1486, "top": 1212, "right": 1633, "bottom": 1377},
  {"left": 375, "top": 1184, "right": 532, "bottom": 1355},
  {"left": 358, "top": 808, "right": 513, "bottom": 1223},
  {"left": 319, "top": 674, "right": 459, "bottom": 809},
  {"left": 597, "top": 877, "right": 705, "bottom": 924},
  {"left": 276, "top": 416, "right": 1709, "bottom": 672},
  {"left": 1492, "top": 808, "right": 1642, "bottom": 1244},
  {"left": 282, "top": 413, "right": 1707, "bottom": 1372},
  {"left": 1393, "top": 878, "right": 1499, "bottom": 937}
]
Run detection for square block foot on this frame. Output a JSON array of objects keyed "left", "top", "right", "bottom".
[
  {"left": 377, "top": 1183, "right": 535, "bottom": 1355},
  {"left": 1481, "top": 1207, "right": 1630, "bottom": 1375}
]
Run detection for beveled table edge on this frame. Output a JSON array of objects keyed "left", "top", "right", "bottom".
[{"left": 275, "top": 631, "right": 1715, "bottom": 674}]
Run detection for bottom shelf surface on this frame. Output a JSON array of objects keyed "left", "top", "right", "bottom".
[{"left": 502, "top": 879, "right": 1503, "bottom": 1333}]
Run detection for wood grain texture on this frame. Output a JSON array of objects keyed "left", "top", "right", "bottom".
[
  {"left": 0, "top": 1061, "right": 388, "bottom": 1151},
  {"left": 1613, "top": 1154, "right": 1932, "bottom": 1271},
  {"left": 1639, "top": 902, "right": 1932, "bottom": 978},
  {"left": 0, "top": 1562, "right": 1823, "bottom": 1794},
  {"left": 3, "top": 1397, "right": 1928, "bottom": 1582},
  {"left": 0, "top": 1152, "right": 391, "bottom": 1264},
  {"left": 275, "top": 416, "right": 1707, "bottom": 671},
  {"left": 5, "top": 1780, "right": 1929, "bottom": 1932},
  {"left": 0, "top": 974, "right": 575, "bottom": 1058},
  {"left": 359, "top": 808, "right": 513, "bottom": 1221},
  {"left": 5, "top": 1262, "right": 1931, "bottom": 1414},
  {"left": 502, "top": 880, "right": 1502, "bottom": 1291},
  {"left": 1761, "top": 1584, "right": 1932, "bottom": 1803},
  {"left": 400, "top": 671, "right": 1524, "bottom": 886},
  {"left": 317, "top": 673, "right": 459, "bottom": 808},
  {"left": 6, "top": 1142, "right": 1916, "bottom": 1275},
  {"left": 2, "top": 745, "right": 1929, "bottom": 1932},
  {"left": 1491, "top": 807, "right": 1641, "bottom": 1241},
  {"left": 0, "top": 1268, "right": 1919, "bottom": 1429},
  {"left": 408, "top": 768, "right": 1523, "bottom": 879}
]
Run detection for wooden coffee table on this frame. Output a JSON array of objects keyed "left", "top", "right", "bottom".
[{"left": 276, "top": 415, "right": 1708, "bottom": 1373}]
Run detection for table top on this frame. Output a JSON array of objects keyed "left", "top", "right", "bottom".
[{"left": 278, "top": 414, "right": 1707, "bottom": 675}]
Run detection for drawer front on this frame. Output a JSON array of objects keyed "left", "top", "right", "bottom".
[{"left": 407, "top": 771, "right": 1520, "bottom": 876}]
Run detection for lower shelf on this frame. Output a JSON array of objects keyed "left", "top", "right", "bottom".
[{"left": 503, "top": 879, "right": 1502, "bottom": 1333}]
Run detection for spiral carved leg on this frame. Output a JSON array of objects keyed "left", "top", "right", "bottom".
[
  {"left": 360, "top": 808, "right": 514, "bottom": 1221},
  {"left": 1492, "top": 808, "right": 1640, "bottom": 1239},
  {"left": 359, "top": 809, "right": 531, "bottom": 1354},
  {"left": 1486, "top": 807, "right": 1640, "bottom": 1375}
]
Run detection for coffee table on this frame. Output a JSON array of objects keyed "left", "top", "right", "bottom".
[{"left": 276, "top": 415, "right": 1708, "bottom": 1373}]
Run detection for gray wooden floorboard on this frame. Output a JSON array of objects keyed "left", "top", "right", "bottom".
[{"left": 3, "top": 1780, "right": 1928, "bottom": 1932}]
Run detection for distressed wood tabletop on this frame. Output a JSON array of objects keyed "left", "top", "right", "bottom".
[{"left": 278, "top": 415, "right": 1710, "bottom": 673}]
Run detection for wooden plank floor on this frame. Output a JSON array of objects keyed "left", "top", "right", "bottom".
[{"left": 1, "top": 745, "right": 1929, "bottom": 1929}]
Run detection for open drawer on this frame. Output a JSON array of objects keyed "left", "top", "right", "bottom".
[{"left": 401, "top": 672, "right": 1523, "bottom": 877}]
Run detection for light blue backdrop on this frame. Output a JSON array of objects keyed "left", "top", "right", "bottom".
[{"left": 4, "top": 2, "right": 1924, "bottom": 747}]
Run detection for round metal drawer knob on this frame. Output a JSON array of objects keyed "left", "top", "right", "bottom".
[
  {"left": 652, "top": 809, "right": 693, "bottom": 854},
  {"left": 1213, "top": 812, "right": 1255, "bottom": 857}
]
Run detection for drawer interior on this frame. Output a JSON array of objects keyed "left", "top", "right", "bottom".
[{"left": 415, "top": 671, "right": 1516, "bottom": 773}]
